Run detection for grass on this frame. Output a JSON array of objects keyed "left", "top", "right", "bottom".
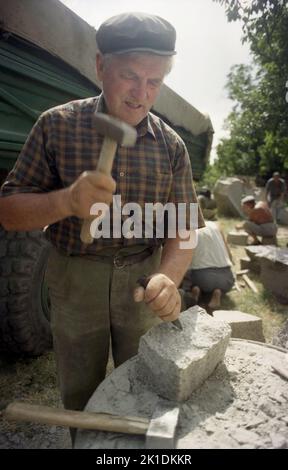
[{"left": 217, "top": 216, "right": 288, "bottom": 342}]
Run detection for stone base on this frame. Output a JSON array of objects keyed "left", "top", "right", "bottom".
[{"left": 213, "top": 310, "right": 265, "bottom": 342}]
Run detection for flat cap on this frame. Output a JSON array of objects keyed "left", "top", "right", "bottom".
[
  {"left": 96, "top": 12, "right": 176, "bottom": 56},
  {"left": 241, "top": 195, "right": 255, "bottom": 205}
]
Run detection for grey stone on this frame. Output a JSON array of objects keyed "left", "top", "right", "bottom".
[
  {"left": 259, "top": 247, "right": 288, "bottom": 304},
  {"left": 213, "top": 177, "right": 249, "bottom": 217},
  {"left": 245, "top": 412, "right": 267, "bottom": 429},
  {"left": 136, "top": 307, "right": 231, "bottom": 402},
  {"left": 227, "top": 231, "right": 248, "bottom": 246},
  {"left": 232, "top": 429, "right": 260, "bottom": 446},
  {"left": 213, "top": 310, "right": 265, "bottom": 342},
  {"left": 270, "top": 432, "right": 287, "bottom": 449},
  {"left": 259, "top": 398, "right": 277, "bottom": 418}
]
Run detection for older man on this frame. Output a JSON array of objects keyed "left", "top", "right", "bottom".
[{"left": 0, "top": 13, "right": 203, "bottom": 419}]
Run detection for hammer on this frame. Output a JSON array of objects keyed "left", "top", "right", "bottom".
[
  {"left": 80, "top": 113, "right": 137, "bottom": 244},
  {"left": 3, "top": 399, "right": 179, "bottom": 449}
]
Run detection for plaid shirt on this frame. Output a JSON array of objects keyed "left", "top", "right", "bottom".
[{"left": 1, "top": 94, "right": 204, "bottom": 254}]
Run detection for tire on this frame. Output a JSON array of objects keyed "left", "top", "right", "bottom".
[{"left": 0, "top": 226, "right": 52, "bottom": 356}]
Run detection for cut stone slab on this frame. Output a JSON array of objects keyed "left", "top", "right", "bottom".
[
  {"left": 258, "top": 247, "right": 288, "bottom": 304},
  {"left": 244, "top": 245, "right": 272, "bottom": 274},
  {"left": 136, "top": 306, "right": 231, "bottom": 402},
  {"left": 213, "top": 310, "right": 265, "bottom": 342},
  {"left": 227, "top": 231, "right": 248, "bottom": 246}
]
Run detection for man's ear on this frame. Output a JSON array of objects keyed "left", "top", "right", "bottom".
[{"left": 96, "top": 53, "right": 104, "bottom": 81}]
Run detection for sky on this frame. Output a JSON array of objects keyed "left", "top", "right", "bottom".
[{"left": 60, "top": 0, "right": 251, "bottom": 161}]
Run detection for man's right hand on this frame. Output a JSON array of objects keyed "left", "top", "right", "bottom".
[{"left": 64, "top": 171, "right": 116, "bottom": 219}]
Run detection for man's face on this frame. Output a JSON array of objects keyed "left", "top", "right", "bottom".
[
  {"left": 96, "top": 53, "right": 169, "bottom": 126},
  {"left": 242, "top": 203, "right": 252, "bottom": 215}
]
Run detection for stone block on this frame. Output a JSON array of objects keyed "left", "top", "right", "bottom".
[
  {"left": 259, "top": 248, "right": 288, "bottom": 304},
  {"left": 213, "top": 310, "right": 265, "bottom": 342},
  {"left": 136, "top": 306, "right": 231, "bottom": 402},
  {"left": 227, "top": 231, "right": 248, "bottom": 246},
  {"left": 213, "top": 177, "right": 247, "bottom": 217}
]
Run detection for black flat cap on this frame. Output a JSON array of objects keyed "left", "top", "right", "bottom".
[{"left": 96, "top": 12, "right": 176, "bottom": 56}]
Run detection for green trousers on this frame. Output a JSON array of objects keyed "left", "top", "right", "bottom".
[{"left": 45, "top": 245, "right": 161, "bottom": 413}]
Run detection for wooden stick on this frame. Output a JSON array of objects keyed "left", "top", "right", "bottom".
[
  {"left": 3, "top": 402, "right": 149, "bottom": 435},
  {"left": 236, "top": 269, "right": 250, "bottom": 276},
  {"left": 242, "top": 274, "right": 258, "bottom": 294}
]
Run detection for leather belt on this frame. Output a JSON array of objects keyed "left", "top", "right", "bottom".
[{"left": 74, "top": 246, "right": 157, "bottom": 268}]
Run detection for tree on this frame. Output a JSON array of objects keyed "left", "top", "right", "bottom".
[{"left": 209, "top": 0, "right": 288, "bottom": 183}]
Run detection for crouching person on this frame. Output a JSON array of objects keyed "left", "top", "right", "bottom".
[
  {"left": 180, "top": 221, "right": 234, "bottom": 313},
  {"left": 236, "top": 195, "right": 277, "bottom": 245}
]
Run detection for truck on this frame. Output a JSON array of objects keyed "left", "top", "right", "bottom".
[{"left": 0, "top": 0, "right": 214, "bottom": 356}]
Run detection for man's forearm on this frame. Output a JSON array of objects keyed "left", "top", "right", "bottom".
[
  {"left": 157, "top": 235, "right": 194, "bottom": 287},
  {"left": 0, "top": 190, "right": 72, "bottom": 231}
]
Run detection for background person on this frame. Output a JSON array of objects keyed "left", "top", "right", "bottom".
[
  {"left": 265, "top": 171, "right": 286, "bottom": 222},
  {"left": 180, "top": 221, "right": 234, "bottom": 312},
  {"left": 236, "top": 195, "right": 277, "bottom": 244}
]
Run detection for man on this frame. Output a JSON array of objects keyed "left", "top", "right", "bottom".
[
  {"left": 236, "top": 195, "right": 277, "bottom": 244},
  {"left": 265, "top": 172, "right": 286, "bottom": 222},
  {"left": 0, "top": 13, "right": 204, "bottom": 422}
]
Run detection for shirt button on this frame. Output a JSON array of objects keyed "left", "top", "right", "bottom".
[{"left": 119, "top": 171, "right": 125, "bottom": 177}]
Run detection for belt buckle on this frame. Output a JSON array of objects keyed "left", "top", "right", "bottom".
[{"left": 113, "top": 256, "right": 125, "bottom": 268}]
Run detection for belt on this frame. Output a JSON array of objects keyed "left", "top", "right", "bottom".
[{"left": 72, "top": 246, "right": 157, "bottom": 268}]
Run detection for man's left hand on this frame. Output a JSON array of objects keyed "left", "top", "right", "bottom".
[{"left": 134, "top": 274, "right": 181, "bottom": 322}]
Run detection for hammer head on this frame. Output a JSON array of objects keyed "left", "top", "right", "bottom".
[
  {"left": 146, "top": 399, "right": 179, "bottom": 449},
  {"left": 94, "top": 112, "right": 137, "bottom": 147}
]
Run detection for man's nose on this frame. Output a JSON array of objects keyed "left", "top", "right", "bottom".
[{"left": 131, "top": 80, "right": 148, "bottom": 101}]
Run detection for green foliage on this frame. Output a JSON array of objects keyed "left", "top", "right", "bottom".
[
  {"left": 209, "top": 0, "right": 288, "bottom": 178},
  {"left": 198, "top": 162, "right": 223, "bottom": 189}
]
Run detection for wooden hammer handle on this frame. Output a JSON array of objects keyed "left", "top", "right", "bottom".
[
  {"left": 80, "top": 137, "right": 117, "bottom": 244},
  {"left": 4, "top": 401, "right": 149, "bottom": 435}
]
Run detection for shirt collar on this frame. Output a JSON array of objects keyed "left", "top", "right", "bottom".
[{"left": 95, "top": 94, "right": 156, "bottom": 140}]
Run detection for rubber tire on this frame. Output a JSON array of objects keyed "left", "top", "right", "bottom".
[{"left": 0, "top": 226, "right": 52, "bottom": 356}]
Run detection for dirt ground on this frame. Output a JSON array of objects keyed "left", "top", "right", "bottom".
[{"left": 0, "top": 222, "right": 287, "bottom": 449}]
